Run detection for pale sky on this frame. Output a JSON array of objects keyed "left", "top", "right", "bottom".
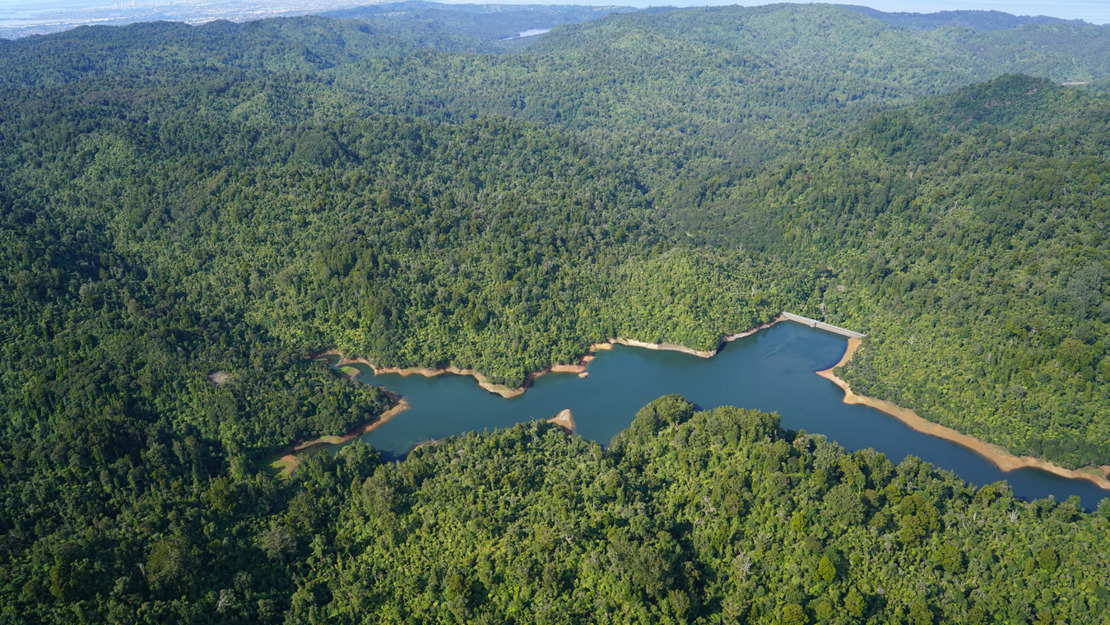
[
  {"left": 687, "top": 1, "right": 1110, "bottom": 23},
  {"left": 453, "top": 0, "right": 1110, "bottom": 24},
  {"left": 4, "top": 1, "right": 1109, "bottom": 25}
]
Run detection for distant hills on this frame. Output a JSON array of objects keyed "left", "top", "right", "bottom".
[
  {"left": 3, "top": 5, "right": 1110, "bottom": 621},
  {"left": 839, "top": 5, "right": 1083, "bottom": 30},
  {"left": 2, "top": 0, "right": 1109, "bottom": 466},
  {"left": 322, "top": 1, "right": 636, "bottom": 47},
  {"left": 3, "top": 1, "right": 1104, "bottom": 40}
]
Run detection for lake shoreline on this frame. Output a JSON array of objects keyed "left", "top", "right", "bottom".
[
  {"left": 287, "top": 316, "right": 1110, "bottom": 492},
  {"left": 817, "top": 338, "right": 1110, "bottom": 491},
  {"left": 312, "top": 314, "right": 786, "bottom": 399},
  {"left": 547, "top": 408, "right": 577, "bottom": 434},
  {"left": 275, "top": 316, "right": 784, "bottom": 472},
  {"left": 269, "top": 390, "right": 411, "bottom": 477},
  {"left": 276, "top": 316, "right": 782, "bottom": 473}
]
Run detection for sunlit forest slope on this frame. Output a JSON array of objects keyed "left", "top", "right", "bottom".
[{"left": 2, "top": 3, "right": 1110, "bottom": 622}]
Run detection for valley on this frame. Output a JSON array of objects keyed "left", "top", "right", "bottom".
[{"left": 2, "top": 3, "right": 1110, "bottom": 622}]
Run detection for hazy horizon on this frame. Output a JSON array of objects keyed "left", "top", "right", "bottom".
[{"left": 2, "top": 0, "right": 1107, "bottom": 32}]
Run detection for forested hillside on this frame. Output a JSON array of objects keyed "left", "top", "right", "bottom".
[
  {"left": 5, "top": 396, "right": 1110, "bottom": 623},
  {"left": 840, "top": 6, "right": 1079, "bottom": 30},
  {"left": 670, "top": 74, "right": 1110, "bottom": 467},
  {"left": 3, "top": 3, "right": 1110, "bottom": 622},
  {"left": 322, "top": 1, "right": 635, "bottom": 49}
]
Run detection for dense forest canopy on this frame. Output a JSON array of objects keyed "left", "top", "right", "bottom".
[{"left": 2, "top": 3, "right": 1110, "bottom": 622}]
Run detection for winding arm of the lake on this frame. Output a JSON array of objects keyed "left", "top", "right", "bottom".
[
  {"left": 817, "top": 337, "right": 1110, "bottom": 489},
  {"left": 278, "top": 316, "right": 1110, "bottom": 508}
]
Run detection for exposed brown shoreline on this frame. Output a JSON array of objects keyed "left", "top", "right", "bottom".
[
  {"left": 547, "top": 408, "right": 577, "bottom": 434},
  {"left": 269, "top": 392, "right": 411, "bottom": 477},
  {"left": 274, "top": 317, "right": 784, "bottom": 474},
  {"left": 286, "top": 314, "right": 1108, "bottom": 490},
  {"left": 817, "top": 338, "right": 1110, "bottom": 490},
  {"left": 312, "top": 314, "right": 786, "bottom": 399}
]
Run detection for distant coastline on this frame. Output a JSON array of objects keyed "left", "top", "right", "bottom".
[{"left": 817, "top": 338, "right": 1110, "bottom": 491}]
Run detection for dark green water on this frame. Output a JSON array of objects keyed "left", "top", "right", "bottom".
[{"left": 335, "top": 322, "right": 1109, "bottom": 509}]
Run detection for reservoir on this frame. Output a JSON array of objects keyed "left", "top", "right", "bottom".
[
  {"left": 333, "top": 322, "right": 1110, "bottom": 509},
  {"left": 500, "top": 28, "right": 552, "bottom": 40}
]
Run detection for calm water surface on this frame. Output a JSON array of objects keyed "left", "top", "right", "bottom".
[{"left": 337, "top": 322, "right": 1109, "bottom": 509}]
